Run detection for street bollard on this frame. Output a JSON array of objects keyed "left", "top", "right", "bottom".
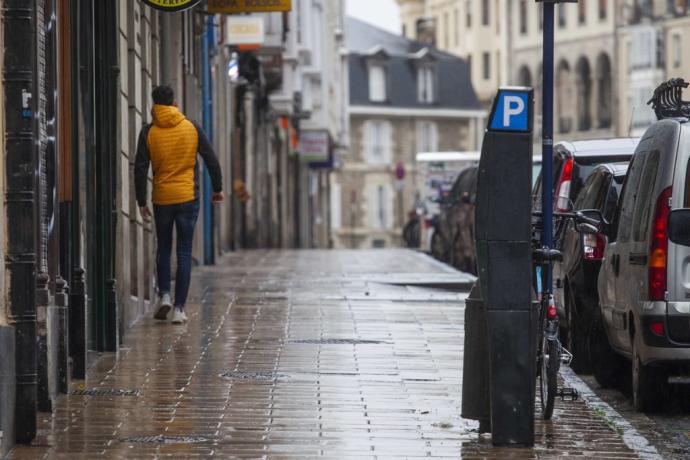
[{"left": 461, "top": 281, "right": 491, "bottom": 433}]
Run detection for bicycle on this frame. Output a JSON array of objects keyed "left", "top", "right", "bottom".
[{"left": 532, "top": 210, "right": 599, "bottom": 419}]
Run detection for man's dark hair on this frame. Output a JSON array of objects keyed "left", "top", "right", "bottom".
[{"left": 152, "top": 85, "right": 175, "bottom": 106}]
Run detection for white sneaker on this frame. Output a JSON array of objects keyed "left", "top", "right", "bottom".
[
  {"left": 171, "top": 307, "right": 188, "bottom": 324},
  {"left": 154, "top": 293, "right": 173, "bottom": 320}
]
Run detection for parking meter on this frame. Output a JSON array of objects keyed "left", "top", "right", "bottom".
[{"left": 473, "top": 87, "right": 535, "bottom": 446}]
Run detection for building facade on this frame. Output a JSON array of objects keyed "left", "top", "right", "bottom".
[
  {"left": 0, "top": 0, "right": 347, "bottom": 450},
  {"left": 617, "top": 0, "right": 690, "bottom": 137},
  {"left": 397, "top": 0, "right": 510, "bottom": 104},
  {"left": 332, "top": 18, "right": 483, "bottom": 249}
]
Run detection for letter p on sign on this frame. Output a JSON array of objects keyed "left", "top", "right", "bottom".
[
  {"left": 489, "top": 88, "right": 531, "bottom": 133},
  {"left": 503, "top": 96, "right": 525, "bottom": 127}
]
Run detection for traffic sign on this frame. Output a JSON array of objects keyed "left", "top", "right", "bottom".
[{"left": 488, "top": 87, "right": 533, "bottom": 133}]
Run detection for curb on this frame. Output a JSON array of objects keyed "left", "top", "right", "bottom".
[{"left": 560, "top": 366, "right": 662, "bottom": 460}]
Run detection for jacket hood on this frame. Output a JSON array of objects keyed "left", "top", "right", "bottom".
[{"left": 152, "top": 104, "right": 186, "bottom": 128}]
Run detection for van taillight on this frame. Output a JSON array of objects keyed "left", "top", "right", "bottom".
[
  {"left": 649, "top": 187, "right": 672, "bottom": 301},
  {"left": 583, "top": 233, "right": 606, "bottom": 260},
  {"left": 555, "top": 158, "right": 574, "bottom": 211}
]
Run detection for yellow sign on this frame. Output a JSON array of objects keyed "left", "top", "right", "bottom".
[
  {"left": 141, "top": 0, "right": 201, "bottom": 12},
  {"left": 208, "top": 0, "right": 292, "bottom": 14}
]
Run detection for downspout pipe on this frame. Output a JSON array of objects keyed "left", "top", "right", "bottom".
[{"left": 202, "top": 14, "right": 215, "bottom": 265}]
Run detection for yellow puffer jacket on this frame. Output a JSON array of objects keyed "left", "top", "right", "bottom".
[
  {"left": 147, "top": 105, "right": 198, "bottom": 205},
  {"left": 134, "top": 104, "right": 223, "bottom": 207}
]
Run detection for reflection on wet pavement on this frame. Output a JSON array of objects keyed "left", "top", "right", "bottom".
[{"left": 10, "top": 250, "right": 641, "bottom": 458}]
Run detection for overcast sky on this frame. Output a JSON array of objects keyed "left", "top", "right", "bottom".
[{"left": 346, "top": 0, "right": 401, "bottom": 35}]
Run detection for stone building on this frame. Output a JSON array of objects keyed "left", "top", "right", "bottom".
[
  {"left": 331, "top": 18, "right": 484, "bottom": 249},
  {"left": 397, "top": 0, "right": 510, "bottom": 105},
  {"left": 617, "top": 0, "right": 690, "bottom": 136}
]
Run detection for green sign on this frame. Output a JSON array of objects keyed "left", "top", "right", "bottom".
[{"left": 141, "top": 0, "right": 202, "bottom": 12}]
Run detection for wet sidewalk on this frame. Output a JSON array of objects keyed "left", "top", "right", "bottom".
[{"left": 11, "top": 250, "right": 646, "bottom": 458}]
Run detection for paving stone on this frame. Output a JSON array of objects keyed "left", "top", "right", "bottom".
[{"left": 9, "top": 250, "right": 641, "bottom": 458}]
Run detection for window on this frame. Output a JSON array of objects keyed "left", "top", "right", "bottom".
[
  {"left": 465, "top": 0, "right": 471, "bottom": 28},
  {"left": 455, "top": 9, "right": 460, "bottom": 46},
  {"left": 558, "top": 3, "right": 567, "bottom": 28},
  {"left": 482, "top": 52, "right": 491, "bottom": 80},
  {"left": 417, "top": 121, "right": 438, "bottom": 153},
  {"left": 495, "top": 0, "right": 500, "bottom": 33},
  {"left": 366, "top": 120, "right": 391, "bottom": 164},
  {"left": 673, "top": 34, "right": 682, "bottom": 68},
  {"left": 443, "top": 13, "right": 449, "bottom": 48},
  {"left": 417, "top": 66, "right": 435, "bottom": 103},
  {"left": 519, "top": 0, "right": 527, "bottom": 35},
  {"left": 368, "top": 184, "right": 392, "bottom": 230},
  {"left": 539, "top": 3, "right": 544, "bottom": 30},
  {"left": 368, "top": 64, "right": 386, "bottom": 102},
  {"left": 632, "top": 150, "right": 660, "bottom": 242},
  {"left": 482, "top": 0, "right": 489, "bottom": 26},
  {"left": 402, "top": 23, "right": 407, "bottom": 37},
  {"left": 599, "top": 0, "right": 608, "bottom": 20},
  {"left": 578, "top": 1, "right": 586, "bottom": 25}
]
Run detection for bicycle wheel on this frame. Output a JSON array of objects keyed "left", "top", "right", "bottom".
[{"left": 539, "top": 334, "right": 559, "bottom": 420}]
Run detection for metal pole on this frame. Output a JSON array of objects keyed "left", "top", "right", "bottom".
[
  {"left": 202, "top": 15, "right": 215, "bottom": 265},
  {"left": 542, "top": 1, "right": 555, "bottom": 288}
]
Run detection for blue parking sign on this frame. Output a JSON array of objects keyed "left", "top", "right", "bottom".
[{"left": 488, "top": 88, "right": 533, "bottom": 133}]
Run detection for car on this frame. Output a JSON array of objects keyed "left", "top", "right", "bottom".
[
  {"left": 556, "top": 162, "right": 628, "bottom": 373},
  {"left": 597, "top": 118, "right": 690, "bottom": 412},
  {"left": 532, "top": 140, "right": 637, "bottom": 311},
  {"left": 431, "top": 166, "right": 478, "bottom": 273}
]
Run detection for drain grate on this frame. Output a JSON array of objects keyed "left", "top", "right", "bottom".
[
  {"left": 121, "top": 435, "right": 208, "bottom": 444},
  {"left": 220, "top": 371, "right": 286, "bottom": 381},
  {"left": 288, "top": 338, "right": 385, "bottom": 345},
  {"left": 71, "top": 388, "right": 139, "bottom": 397}
]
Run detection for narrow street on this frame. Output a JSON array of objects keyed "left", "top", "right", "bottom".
[{"left": 9, "top": 250, "right": 651, "bottom": 458}]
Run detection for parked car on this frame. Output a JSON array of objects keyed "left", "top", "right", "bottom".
[
  {"left": 597, "top": 119, "right": 690, "bottom": 412},
  {"left": 431, "top": 166, "right": 478, "bottom": 273},
  {"left": 556, "top": 163, "right": 628, "bottom": 373},
  {"left": 532, "top": 138, "right": 637, "bottom": 375}
]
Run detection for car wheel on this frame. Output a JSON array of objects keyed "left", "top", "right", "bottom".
[
  {"left": 591, "top": 311, "right": 625, "bottom": 389},
  {"left": 631, "top": 334, "right": 666, "bottom": 413},
  {"left": 565, "top": 286, "right": 591, "bottom": 374}
]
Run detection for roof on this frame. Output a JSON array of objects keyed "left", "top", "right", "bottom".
[
  {"left": 416, "top": 151, "right": 481, "bottom": 163},
  {"left": 556, "top": 138, "right": 640, "bottom": 158},
  {"left": 346, "top": 17, "right": 481, "bottom": 111},
  {"left": 596, "top": 162, "right": 630, "bottom": 176}
]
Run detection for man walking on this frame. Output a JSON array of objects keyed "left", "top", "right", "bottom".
[{"left": 135, "top": 85, "right": 224, "bottom": 324}]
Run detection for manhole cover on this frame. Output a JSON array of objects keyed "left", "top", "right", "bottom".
[
  {"left": 71, "top": 388, "right": 139, "bottom": 397},
  {"left": 288, "top": 338, "right": 385, "bottom": 345},
  {"left": 121, "top": 435, "right": 208, "bottom": 444},
  {"left": 219, "top": 371, "right": 286, "bottom": 381}
]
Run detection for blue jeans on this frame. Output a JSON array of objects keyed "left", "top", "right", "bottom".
[{"left": 154, "top": 200, "right": 199, "bottom": 308}]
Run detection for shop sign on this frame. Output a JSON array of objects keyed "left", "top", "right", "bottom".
[
  {"left": 299, "top": 130, "right": 330, "bottom": 164},
  {"left": 208, "top": 0, "right": 292, "bottom": 14},
  {"left": 140, "top": 0, "right": 201, "bottom": 12},
  {"left": 226, "top": 16, "right": 265, "bottom": 45}
]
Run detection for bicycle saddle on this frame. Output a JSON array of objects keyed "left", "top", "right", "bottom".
[{"left": 533, "top": 248, "right": 563, "bottom": 264}]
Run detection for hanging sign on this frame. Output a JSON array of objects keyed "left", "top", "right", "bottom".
[
  {"left": 226, "top": 16, "right": 265, "bottom": 45},
  {"left": 208, "top": 0, "right": 292, "bottom": 14},
  {"left": 299, "top": 130, "right": 330, "bottom": 163},
  {"left": 140, "top": 0, "right": 201, "bottom": 12}
]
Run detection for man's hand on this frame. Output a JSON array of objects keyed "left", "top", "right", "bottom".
[
  {"left": 212, "top": 191, "right": 225, "bottom": 204},
  {"left": 139, "top": 205, "right": 152, "bottom": 223}
]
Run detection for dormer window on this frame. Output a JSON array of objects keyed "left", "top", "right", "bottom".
[
  {"left": 417, "top": 66, "right": 435, "bottom": 103},
  {"left": 369, "top": 64, "right": 387, "bottom": 102}
]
